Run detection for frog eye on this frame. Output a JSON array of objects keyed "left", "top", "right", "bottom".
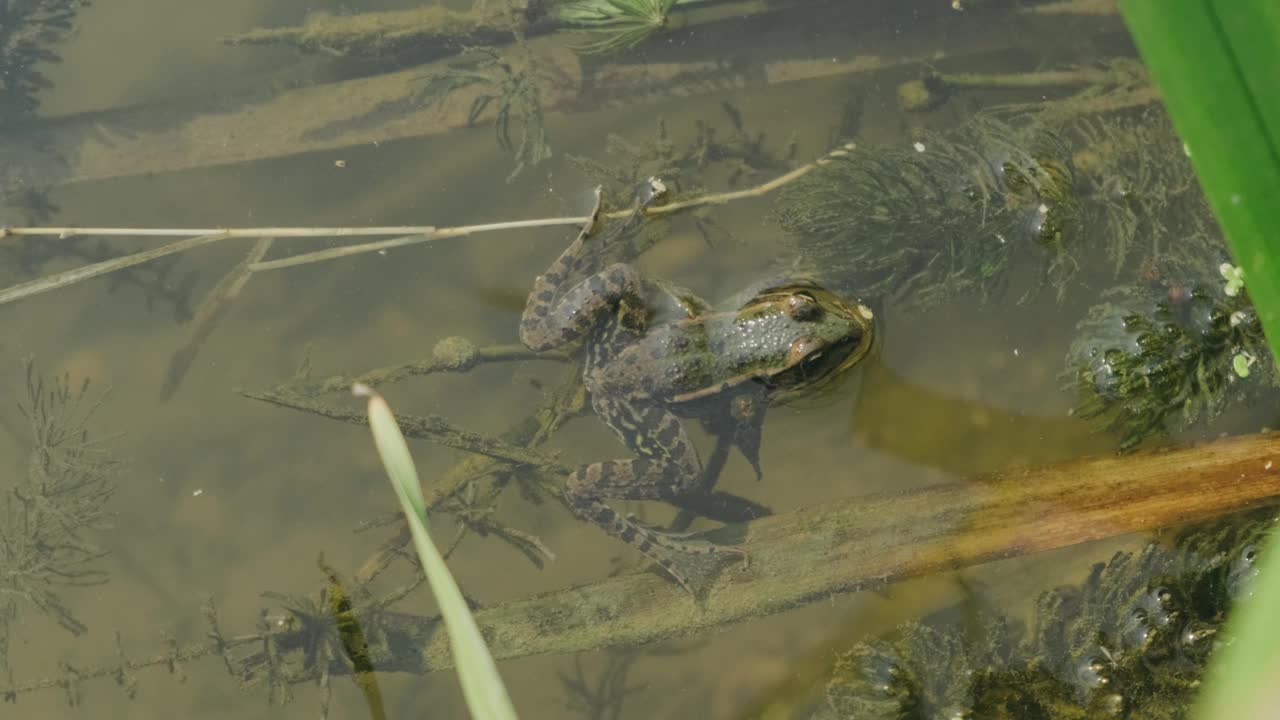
[
  {"left": 785, "top": 292, "right": 822, "bottom": 321},
  {"left": 788, "top": 337, "right": 823, "bottom": 365}
]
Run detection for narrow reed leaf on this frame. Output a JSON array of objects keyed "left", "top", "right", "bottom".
[
  {"left": 353, "top": 383, "right": 518, "bottom": 720},
  {"left": 1119, "top": 3, "right": 1280, "bottom": 718}
]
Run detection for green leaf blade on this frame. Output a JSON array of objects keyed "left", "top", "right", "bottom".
[
  {"left": 354, "top": 383, "right": 519, "bottom": 720},
  {"left": 1118, "top": 3, "right": 1280, "bottom": 719}
]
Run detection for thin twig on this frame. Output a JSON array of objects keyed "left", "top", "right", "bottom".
[
  {"left": 0, "top": 232, "right": 229, "bottom": 306},
  {"left": 0, "top": 144, "right": 856, "bottom": 306},
  {"left": 1, "top": 226, "right": 439, "bottom": 238},
  {"left": 248, "top": 217, "right": 586, "bottom": 271},
  {"left": 252, "top": 143, "right": 857, "bottom": 273}
]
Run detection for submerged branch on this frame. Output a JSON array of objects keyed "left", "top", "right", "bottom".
[
  {"left": 16, "top": 428, "right": 1249, "bottom": 702},
  {"left": 288, "top": 429, "right": 1280, "bottom": 681}
]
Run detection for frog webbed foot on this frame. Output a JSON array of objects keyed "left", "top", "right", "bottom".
[
  {"left": 619, "top": 512, "right": 750, "bottom": 597},
  {"left": 649, "top": 544, "right": 750, "bottom": 599}
]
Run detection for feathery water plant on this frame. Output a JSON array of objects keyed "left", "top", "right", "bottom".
[{"left": 557, "top": 0, "right": 678, "bottom": 54}]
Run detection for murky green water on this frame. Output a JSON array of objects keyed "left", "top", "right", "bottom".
[{"left": 1, "top": 1, "right": 1273, "bottom": 718}]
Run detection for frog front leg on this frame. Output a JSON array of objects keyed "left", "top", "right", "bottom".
[
  {"left": 564, "top": 394, "right": 748, "bottom": 595},
  {"left": 727, "top": 388, "right": 768, "bottom": 481}
]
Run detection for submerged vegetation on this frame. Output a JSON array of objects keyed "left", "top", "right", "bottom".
[
  {"left": 0, "top": 2, "right": 196, "bottom": 316},
  {"left": 414, "top": 46, "right": 552, "bottom": 182},
  {"left": 819, "top": 508, "right": 1277, "bottom": 719},
  {"left": 776, "top": 112, "right": 1081, "bottom": 308},
  {"left": 1, "top": 359, "right": 117, "bottom": 690},
  {"left": 774, "top": 105, "right": 1277, "bottom": 450},
  {"left": 0, "top": 0, "right": 89, "bottom": 125},
  {"left": 220, "top": 0, "right": 686, "bottom": 60},
  {"left": 1064, "top": 283, "right": 1273, "bottom": 452},
  {"left": 556, "top": 0, "right": 678, "bottom": 54},
  {"left": 773, "top": 108, "right": 1216, "bottom": 311},
  {"left": 0, "top": 0, "right": 89, "bottom": 220},
  {"left": 568, "top": 103, "right": 788, "bottom": 204}
]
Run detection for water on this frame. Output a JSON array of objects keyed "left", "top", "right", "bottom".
[{"left": 0, "top": 0, "right": 1270, "bottom": 717}]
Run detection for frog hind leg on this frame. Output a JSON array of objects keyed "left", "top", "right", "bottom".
[
  {"left": 566, "top": 468, "right": 749, "bottom": 597},
  {"left": 521, "top": 190, "right": 645, "bottom": 352},
  {"left": 565, "top": 398, "right": 748, "bottom": 595},
  {"left": 521, "top": 262, "right": 646, "bottom": 352}
]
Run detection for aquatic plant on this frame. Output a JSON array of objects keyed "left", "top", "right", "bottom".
[
  {"left": 818, "top": 508, "right": 1279, "bottom": 719},
  {"left": 0, "top": 0, "right": 90, "bottom": 125},
  {"left": 824, "top": 616, "right": 1024, "bottom": 719},
  {"left": 1063, "top": 282, "right": 1274, "bottom": 452},
  {"left": 1068, "top": 110, "right": 1221, "bottom": 285},
  {"left": 567, "top": 104, "right": 786, "bottom": 206},
  {"left": 414, "top": 46, "right": 552, "bottom": 181},
  {"left": 771, "top": 103, "right": 1263, "bottom": 451},
  {"left": 559, "top": 646, "right": 658, "bottom": 719},
  {"left": 775, "top": 112, "right": 1081, "bottom": 310},
  {"left": 774, "top": 107, "right": 1222, "bottom": 318},
  {"left": 1053, "top": 108, "right": 1272, "bottom": 451},
  {"left": 557, "top": 0, "right": 678, "bottom": 54},
  {"left": 1, "top": 358, "right": 117, "bottom": 659},
  {"left": 0, "top": 0, "right": 90, "bottom": 221}
]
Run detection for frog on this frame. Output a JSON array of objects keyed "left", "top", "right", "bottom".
[{"left": 520, "top": 180, "right": 876, "bottom": 595}]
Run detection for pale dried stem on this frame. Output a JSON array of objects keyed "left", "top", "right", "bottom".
[
  {"left": 0, "top": 144, "right": 856, "bottom": 308},
  {"left": 0, "top": 232, "right": 228, "bottom": 306}
]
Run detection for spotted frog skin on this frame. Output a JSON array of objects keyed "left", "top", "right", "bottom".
[{"left": 520, "top": 184, "right": 876, "bottom": 594}]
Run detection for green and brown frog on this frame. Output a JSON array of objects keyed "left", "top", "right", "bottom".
[{"left": 520, "top": 180, "right": 876, "bottom": 594}]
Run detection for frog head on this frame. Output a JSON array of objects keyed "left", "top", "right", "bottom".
[{"left": 736, "top": 282, "right": 876, "bottom": 400}]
